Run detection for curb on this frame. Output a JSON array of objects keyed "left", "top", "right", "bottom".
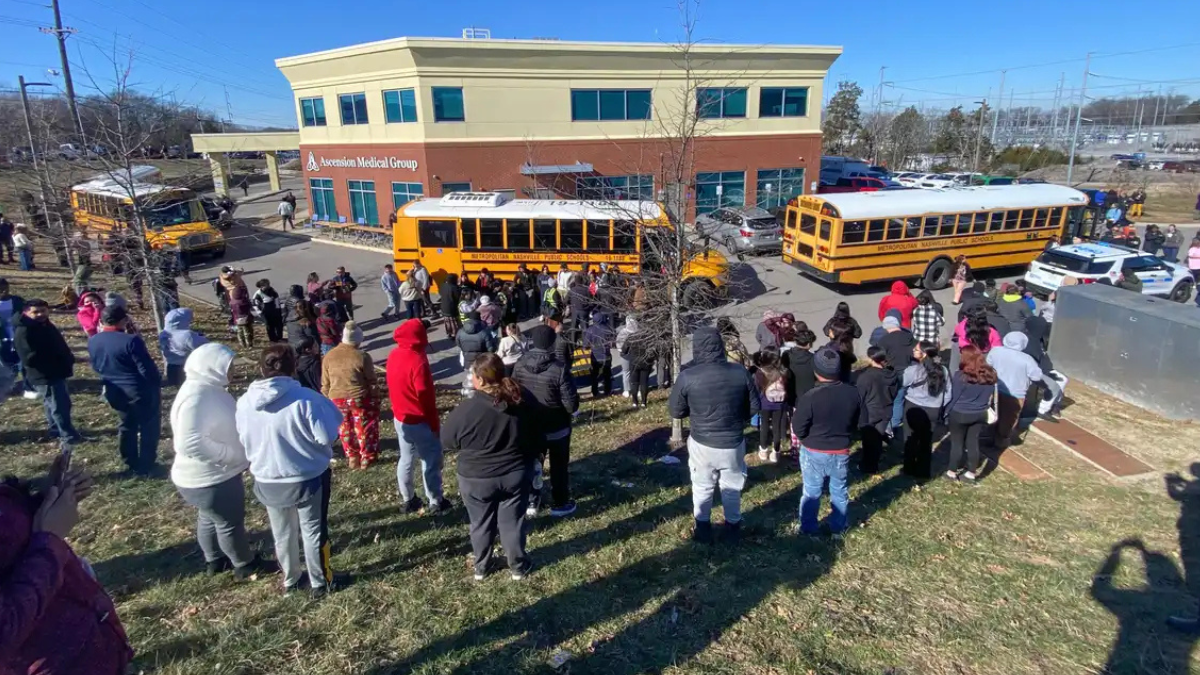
[{"left": 239, "top": 221, "right": 392, "bottom": 256}]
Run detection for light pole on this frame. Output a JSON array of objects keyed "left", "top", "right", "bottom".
[
  {"left": 18, "top": 76, "right": 57, "bottom": 230},
  {"left": 1066, "top": 52, "right": 1093, "bottom": 185},
  {"left": 973, "top": 99, "right": 987, "bottom": 174}
]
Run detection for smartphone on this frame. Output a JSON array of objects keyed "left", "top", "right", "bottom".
[{"left": 57, "top": 438, "right": 73, "bottom": 485}]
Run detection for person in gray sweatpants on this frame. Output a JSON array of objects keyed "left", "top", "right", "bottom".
[
  {"left": 668, "top": 327, "right": 760, "bottom": 544},
  {"left": 176, "top": 477, "right": 255, "bottom": 572},
  {"left": 255, "top": 469, "right": 333, "bottom": 593}
]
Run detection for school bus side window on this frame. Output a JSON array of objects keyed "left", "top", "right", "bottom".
[
  {"left": 460, "top": 219, "right": 479, "bottom": 250},
  {"left": 586, "top": 220, "right": 611, "bottom": 250},
  {"left": 939, "top": 215, "right": 957, "bottom": 236},
  {"left": 842, "top": 220, "right": 866, "bottom": 244},
  {"left": 1033, "top": 208, "right": 1048, "bottom": 228},
  {"left": 506, "top": 219, "right": 531, "bottom": 250},
  {"left": 786, "top": 209, "right": 798, "bottom": 230},
  {"left": 988, "top": 210, "right": 1005, "bottom": 232},
  {"left": 560, "top": 220, "right": 584, "bottom": 251},
  {"left": 800, "top": 213, "right": 816, "bottom": 234},
  {"left": 868, "top": 219, "right": 887, "bottom": 242},
  {"left": 1019, "top": 209, "right": 1034, "bottom": 229},
  {"left": 480, "top": 219, "right": 504, "bottom": 249},
  {"left": 533, "top": 219, "right": 556, "bottom": 249},
  {"left": 1048, "top": 207, "right": 1063, "bottom": 228},
  {"left": 1005, "top": 210, "right": 1020, "bottom": 230},
  {"left": 612, "top": 221, "right": 637, "bottom": 253}
]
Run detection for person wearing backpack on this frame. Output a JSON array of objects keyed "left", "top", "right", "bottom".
[{"left": 753, "top": 348, "right": 788, "bottom": 464}]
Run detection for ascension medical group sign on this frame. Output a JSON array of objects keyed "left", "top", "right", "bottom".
[{"left": 305, "top": 151, "right": 420, "bottom": 173}]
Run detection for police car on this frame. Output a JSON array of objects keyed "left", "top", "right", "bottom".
[{"left": 1023, "top": 241, "right": 1195, "bottom": 302}]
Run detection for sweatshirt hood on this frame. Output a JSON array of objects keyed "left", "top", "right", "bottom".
[
  {"left": 624, "top": 316, "right": 639, "bottom": 332},
  {"left": 1002, "top": 331, "right": 1029, "bottom": 351},
  {"left": 244, "top": 376, "right": 301, "bottom": 410},
  {"left": 318, "top": 303, "right": 334, "bottom": 317},
  {"left": 692, "top": 326, "right": 725, "bottom": 364},
  {"left": 164, "top": 307, "right": 193, "bottom": 331},
  {"left": 184, "top": 342, "right": 235, "bottom": 386},
  {"left": 77, "top": 291, "right": 101, "bottom": 309},
  {"left": 890, "top": 280, "right": 910, "bottom": 295},
  {"left": 393, "top": 319, "right": 429, "bottom": 351},
  {"left": 461, "top": 319, "right": 483, "bottom": 335},
  {"left": 524, "top": 348, "right": 555, "bottom": 374}
]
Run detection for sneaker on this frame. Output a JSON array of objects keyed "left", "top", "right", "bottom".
[
  {"left": 961, "top": 471, "right": 979, "bottom": 486},
  {"left": 692, "top": 519, "right": 713, "bottom": 544},
  {"left": 526, "top": 504, "right": 539, "bottom": 518},
  {"left": 233, "top": 555, "right": 275, "bottom": 581},
  {"left": 722, "top": 521, "right": 742, "bottom": 545},
  {"left": 550, "top": 500, "right": 577, "bottom": 517},
  {"left": 426, "top": 498, "right": 453, "bottom": 515},
  {"left": 510, "top": 565, "right": 532, "bottom": 581},
  {"left": 622, "top": 391, "right": 630, "bottom": 398},
  {"left": 283, "top": 573, "right": 309, "bottom": 595},
  {"left": 631, "top": 402, "right": 640, "bottom": 409},
  {"left": 757, "top": 447, "right": 769, "bottom": 462},
  {"left": 310, "top": 585, "right": 330, "bottom": 601},
  {"left": 473, "top": 571, "right": 486, "bottom": 581},
  {"left": 205, "top": 558, "right": 232, "bottom": 576},
  {"left": 402, "top": 496, "right": 424, "bottom": 515},
  {"left": 944, "top": 470, "right": 960, "bottom": 481},
  {"left": 768, "top": 450, "right": 779, "bottom": 464},
  {"left": 22, "top": 390, "right": 39, "bottom": 401}
]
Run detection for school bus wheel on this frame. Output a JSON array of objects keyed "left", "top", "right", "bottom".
[
  {"left": 211, "top": 246, "right": 227, "bottom": 259},
  {"left": 922, "top": 257, "right": 954, "bottom": 291}
]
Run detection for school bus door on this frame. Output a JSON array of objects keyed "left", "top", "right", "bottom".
[
  {"left": 786, "top": 209, "right": 820, "bottom": 267},
  {"left": 416, "top": 218, "right": 461, "bottom": 285}
]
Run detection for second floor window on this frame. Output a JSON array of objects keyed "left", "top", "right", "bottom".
[
  {"left": 383, "top": 89, "right": 418, "bottom": 123},
  {"left": 759, "top": 87, "right": 808, "bottom": 117},
  {"left": 570, "top": 89, "right": 653, "bottom": 121},
  {"left": 300, "top": 97, "right": 326, "bottom": 127},
  {"left": 432, "top": 87, "right": 465, "bottom": 122},
  {"left": 339, "top": 93, "right": 368, "bottom": 125},
  {"left": 697, "top": 88, "right": 747, "bottom": 119}
]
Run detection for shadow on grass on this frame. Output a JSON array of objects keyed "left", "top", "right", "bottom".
[{"left": 360, "top": 471, "right": 918, "bottom": 675}]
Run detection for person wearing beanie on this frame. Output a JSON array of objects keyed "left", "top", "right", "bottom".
[
  {"left": 986, "top": 331, "right": 1045, "bottom": 447},
  {"left": 793, "top": 347, "right": 864, "bottom": 536},
  {"left": 320, "top": 320, "right": 380, "bottom": 469},
  {"left": 387, "top": 319, "right": 452, "bottom": 515},
  {"left": 157, "top": 308, "right": 207, "bottom": 386},
  {"left": 668, "top": 326, "right": 759, "bottom": 544},
  {"left": 103, "top": 291, "right": 138, "bottom": 334},
  {"left": 88, "top": 304, "right": 162, "bottom": 475},
  {"left": 876, "top": 312, "right": 916, "bottom": 434},
  {"left": 456, "top": 309, "right": 498, "bottom": 396},
  {"left": 512, "top": 323, "right": 580, "bottom": 517}
]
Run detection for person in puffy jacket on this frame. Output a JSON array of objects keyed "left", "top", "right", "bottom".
[
  {"left": 854, "top": 345, "right": 898, "bottom": 474},
  {"left": 478, "top": 295, "right": 502, "bottom": 330},
  {"left": 387, "top": 319, "right": 451, "bottom": 515},
  {"left": 877, "top": 280, "right": 919, "bottom": 329},
  {"left": 668, "top": 326, "right": 760, "bottom": 543},
  {"left": 996, "top": 283, "right": 1034, "bottom": 334},
  {"left": 169, "top": 343, "right": 264, "bottom": 578},
  {"left": 456, "top": 311, "right": 498, "bottom": 395},
  {"left": 321, "top": 322, "right": 380, "bottom": 469},
  {"left": 986, "top": 331, "right": 1045, "bottom": 448},
  {"left": 76, "top": 290, "right": 104, "bottom": 336},
  {"left": 315, "top": 302, "right": 342, "bottom": 355},
  {"left": 157, "top": 307, "right": 207, "bottom": 386},
  {"left": 614, "top": 315, "right": 639, "bottom": 397},
  {"left": 236, "top": 344, "right": 343, "bottom": 599},
  {"left": 1, "top": 462, "right": 133, "bottom": 674},
  {"left": 512, "top": 325, "right": 580, "bottom": 517},
  {"left": 584, "top": 312, "right": 615, "bottom": 397}
]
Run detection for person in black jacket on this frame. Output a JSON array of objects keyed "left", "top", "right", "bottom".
[
  {"left": 782, "top": 328, "right": 817, "bottom": 408},
  {"left": 822, "top": 302, "right": 862, "bottom": 341},
  {"left": 568, "top": 277, "right": 592, "bottom": 332},
  {"left": 442, "top": 353, "right": 540, "bottom": 580},
  {"left": 14, "top": 300, "right": 81, "bottom": 442},
  {"left": 294, "top": 337, "right": 322, "bottom": 392},
  {"left": 512, "top": 325, "right": 580, "bottom": 517},
  {"left": 440, "top": 273, "right": 462, "bottom": 340},
  {"left": 621, "top": 322, "right": 656, "bottom": 408},
  {"left": 542, "top": 309, "right": 576, "bottom": 371},
  {"left": 668, "top": 326, "right": 760, "bottom": 544},
  {"left": 854, "top": 346, "right": 897, "bottom": 474},
  {"left": 794, "top": 348, "right": 864, "bottom": 536},
  {"left": 456, "top": 311, "right": 498, "bottom": 396},
  {"left": 254, "top": 279, "right": 284, "bottom": 343}
]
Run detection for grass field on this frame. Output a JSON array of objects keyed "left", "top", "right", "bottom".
[{"left": 2, "top": 266, "right": 1199, "bottom": 674}]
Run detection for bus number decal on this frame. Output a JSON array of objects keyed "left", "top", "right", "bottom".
[{"left": 878, "top": 234, "right": 996, "bottom": 252}]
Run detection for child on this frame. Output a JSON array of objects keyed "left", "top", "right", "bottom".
[
  {"left": 253, "top": 279, "right": 284, "bottom": 343},
  {"left": 855, "top": 345, "right": 898, "bottom": 474},
  {"left": 496, "top": 323, "right": 527, "bottom": 377},
  {"left": 315, "top": 302, "right": 342, "bottom": 355},
  {"left": 294, "top": 337, "right": 323, "bottom": 391},
  {"left": 76, "top": 291, "right": 104, "bottom": 336},
  {"left": 158, "top": 307, "right": 207, "bottom": 386},
  {"left": 753, "top": 348, "right": 788, "bottom": 464},
  {"left": 458, "top": 288, "right": 479, "bottom": 324},
  {"left": 229, "top": 284, "right": 255, "bottom": 349}
]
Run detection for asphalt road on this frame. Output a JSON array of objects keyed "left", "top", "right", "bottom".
[{"left": 179, "top": 222, "right": 1025, "bottom": 385}]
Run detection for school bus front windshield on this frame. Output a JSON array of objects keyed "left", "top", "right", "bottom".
[
  {"left": 141, "top": 197, "right": 204, "bottom": 230},
  {"left": 782, "top": 185, "right": 1088, "bottom": 288}
]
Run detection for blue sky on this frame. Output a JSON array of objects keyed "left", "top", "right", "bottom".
[{"left": 3, "top": 0, "right": 1199, "bottom": 128}]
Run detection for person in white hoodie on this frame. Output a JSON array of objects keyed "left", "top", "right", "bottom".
[
  {"left": 615, "top": 315, "right": 639, "bottom": 397},
  {"left": 986, "top": 331, "right": 1044, "bottom": 448},
  {"left": 236, "top": 344, "right": 344, "bottom": 599},
  {"left": 170, "top": 343, "right": 262, "bottom": 577}
]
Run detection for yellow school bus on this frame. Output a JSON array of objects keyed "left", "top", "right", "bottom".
[
  {"left": 782, "top": 184, "right": 1088, "bottom": 288},
  {"left": 70, "top": 173, "right": 226, "bottom": 258},
  {"left": 392, "top": 191, "right": 728, "bottom": 297}
]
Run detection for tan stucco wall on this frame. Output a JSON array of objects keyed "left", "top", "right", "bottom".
[
  {"left": 192, "top": 131, "right": 300, "bottom": 152},
  {"left": 276, "top": 38, "right": 840, "bottom": 147}
]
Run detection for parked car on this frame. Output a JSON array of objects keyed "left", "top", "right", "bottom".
[
  {"left": 918, "top": 173, "right": 955, "bottom": 188},
  {"left": 818, "top": 177, "right": 888, "bottom": 194},
  {"left": 1023, "top": 242, "right": 1194, "bottom": 302},
  {"left": 694, "top": 205, "right": 784, "bottom": 259},
  {"left": 895, "top": 172, "right": 927, "bottom": 186}
]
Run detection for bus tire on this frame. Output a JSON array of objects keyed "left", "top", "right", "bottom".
[
  {"left": 211, "top": 247, "right": 227, "bottom": 260},
  {"left": 1170, "top": 280, "right": 1193, "bottom": 303},
  {"left": 922, "top": 258, "right": 954, "bottom": 290}
]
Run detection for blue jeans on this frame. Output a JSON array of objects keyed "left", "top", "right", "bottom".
[
  {"left": 384, "top": 291, "right": 400, "bottom": 316},
  {"left": 1162, "top": 246, "right": 1179, "bottom": 263},
  {"left": 404, "top": 300, "right": 420, "bottom": 320},
  {"left": 36, "top": 379, "right": 78, "bottom": 440},
  {"left": 890, "top": 385, "right": 908, "bottom": 431},
  {"left": 104, "top": 384, "right": 161, "bottom": 472},
  {"left": 395, "top": 421, "right": 445, "bottom": 504},
  {"left": 17, "top": 248, "right": 33, "bottom": 271},
  {"left": 799, "top": 447, "right": 850, "bottom": 534}
]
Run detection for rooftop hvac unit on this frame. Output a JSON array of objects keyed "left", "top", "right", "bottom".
[{"left": 441, "top": 191, "right": 511, "bottom": 207}]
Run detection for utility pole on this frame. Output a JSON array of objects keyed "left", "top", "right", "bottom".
[
  {"left": 974, "top": 98, "right": 988, "bottom": 173},
  {"left": 1050, "top": 73, "right": 1065, "bottom": 143},
  {"left": 18, "top": 75, "right": 72, "bottom": 269},
  {"left": 991, "top": 70, "right": 1005, "bottom": 144},
  {"left": 1151, "top": 85, "right": 1162, "bottom": 130},
  {"left": 40, "top": 0, "right": 83, "bottom": 140},
  {"left": 1067, "top": 52, "right": 1092, "bottom": 185}
]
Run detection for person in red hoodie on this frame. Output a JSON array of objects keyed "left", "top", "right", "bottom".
[
  {"left": 1, "top": 457, "right": 133, "bottom": 674},
  {"left": 386, "top": 319, "right": 451, "bottom": 516},
  {"left": 877, "top": 280, "right": 919, "bottom": 330}
]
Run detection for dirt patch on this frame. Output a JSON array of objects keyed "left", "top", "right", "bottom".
[{"left": 1061, "top": 380, "right": 1200, "bottom": 475}]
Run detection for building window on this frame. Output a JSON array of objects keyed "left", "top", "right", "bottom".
[
  {"left": 759, "top": 87, "right": 808, "bottom": 118},
  {"left": 695, "top": 171, "right": 746, "bottom": 215},
  {"left": 392, "top": 182, "right": 423, "bottom": 209},
  {"left": 570, "top": 89, "right": 653, "bottom": 121},
  {"left": 348, "top": 180, "right": 378, "bottom": 225},
  {"left": 697, "top": 88, "right": 747, "bottom": 119},
  {"left": 383, "top": 89, "right": 418, "bottom": 124},
  {"left": 577, "top": 174, "right": 654, "bottom": 200},
  {"left": 300, "top": 97, "right": 326, "bottom": 127},
  {"left": 338, "top": 93, "right": 368, "bottom": 125},
  {"left": 441, "top": 181, "right": 471, "bottom": 195},
  {"left": 432, "top": 87, "right": 465, "bottom": 122},
  {"left": 310, "top": 178, "right": 337, "bottom": 222},
  {"left": 755, "top": 168, "right": 805, "bottom": 209}
]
